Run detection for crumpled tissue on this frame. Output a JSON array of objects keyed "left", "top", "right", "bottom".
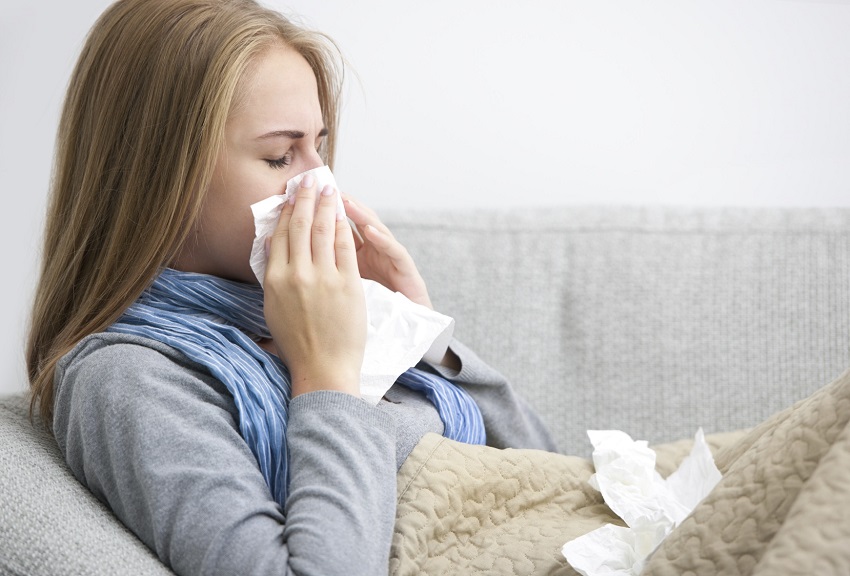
[
  {"left": 562, "top": 428, "right": 722, "bottom": 576},
  {"left": 248, "top": 165, "right": 454, "bottom": 405}
]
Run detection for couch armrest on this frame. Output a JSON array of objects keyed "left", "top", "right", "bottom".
[{"left": 0, "top": 393, "right": 174, "bottom": 576}]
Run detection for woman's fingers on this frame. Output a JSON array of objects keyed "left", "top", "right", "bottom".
[
  {"left": 269, "top": 176, "right": 350, "bottom": 269},
  {"left": 361, "top": 224, "right": 409, "bottom": 268},
  {"left": 337, "top": 193, "right": 433, "bottom": 308},
  {"left": 343, "top": 194, "right": 393, "bottom": 239},
  {"left": 342, "top": 194, "right": 403, "bottom": 265},
  {"left": 345, "top": 197, "right": 412, "bottom": 273},
  {"left": 267, "top": 195, "right": 295, "bottom": 267},
  {"left": 311, "top": 184, "right": 342, "bottom": 267},
  {"left": 349, "top": 220, "right": 365, "bottom": 252},
  {"left": 335, "top": 210, "right": 360, "bottom": 277},
  {"left": 286, "top": 174, "right": 319, "bottom": 262}
]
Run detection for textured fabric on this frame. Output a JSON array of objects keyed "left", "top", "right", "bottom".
[
  {"left": 643, "top": 366, "right": 850, "bottom": 575},
  {"left": 390, "top": 369, "right": 850, "bottom": 575},
  {"left": 383, "top": 205, "right": 850, "bottom": 456},
  {"left": 389, "top": 431, "right": 743, "bottom": 575},
  {"left": 390, "top": 433, "right": 613, "bottom": 575},
  {"left": 108, "top": 268, "right": 484, "bottom": 507}
]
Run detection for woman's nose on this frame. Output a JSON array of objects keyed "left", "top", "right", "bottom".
[{"left": 297, "top": 148, "right": 325, "bottom": 174}]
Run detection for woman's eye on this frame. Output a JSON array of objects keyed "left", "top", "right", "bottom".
[{"left": 265, "top": 154, "right": 291, "bottom": 169}]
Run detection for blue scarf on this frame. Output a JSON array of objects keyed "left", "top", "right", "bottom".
[{"left": 107, "top": 268, "right": 485, "bottom": 507}]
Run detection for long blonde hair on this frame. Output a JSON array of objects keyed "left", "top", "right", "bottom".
[{"left": 27, "top": 0, "right": 343, "bottom": 427}]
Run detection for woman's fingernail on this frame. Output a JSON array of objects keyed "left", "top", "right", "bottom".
[
  {"left": 321, "top": 184, "right": 334, "bottom": 197},
  {"left": 287, "top": 191, "right": 296, "bottom": 205},
  {"left": 301, "top": 173, "right": 314, "bottom": 188}
]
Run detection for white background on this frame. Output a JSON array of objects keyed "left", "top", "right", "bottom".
[{"left": 2, "top": 0, "right": 849, "bottom": 395}]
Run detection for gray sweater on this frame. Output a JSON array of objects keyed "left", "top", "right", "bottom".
[{"left": 53, "top": 332, "right": 556, "bottom": 576}]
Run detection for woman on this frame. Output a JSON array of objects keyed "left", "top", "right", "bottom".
[{"left": 26, "top": 0, "right": 555, "bottom": 574}]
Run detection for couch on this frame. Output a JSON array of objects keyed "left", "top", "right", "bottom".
[{"left": 2, "top": 205, "right": 849, "bottom": 575}]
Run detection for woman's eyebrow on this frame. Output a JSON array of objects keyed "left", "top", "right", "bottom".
[{"left": 256, "top": 127, "right": 328, "bottom": 140}]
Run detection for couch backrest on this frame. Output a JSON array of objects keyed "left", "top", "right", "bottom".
[{"left": 383, "top": 206, "right": 850, "bottom": 455}]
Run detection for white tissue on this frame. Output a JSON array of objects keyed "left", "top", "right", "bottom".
[
  {"left": 360, "top": 279, "right": 455, "bottom": 403},
  {"left": 249, "top": 165, "right": 344, "bottom": 286},
  {"left": 249, "top": 165, "right": 455, "bottom": 404},
  {"left": 562, "top": 428, "right": 722, "bottom": 576}
]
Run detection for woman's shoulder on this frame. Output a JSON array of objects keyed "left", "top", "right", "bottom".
[
  {"left": 56, "top": 332, "right": 215, "bottom": 393},
  {"left": 54, "top": 331, "right": 231, "bottom": 425},
  {"left": 58, "top": 332, "right": 190, "bottom": 374}
]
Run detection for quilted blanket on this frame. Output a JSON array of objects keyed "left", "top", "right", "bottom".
[{"left": 390, "top": 367, "right": 850, "bottom": 575}]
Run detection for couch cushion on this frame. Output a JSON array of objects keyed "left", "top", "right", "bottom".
[{"left": 0, "top": 393, "right": 174, "bottom": 576}]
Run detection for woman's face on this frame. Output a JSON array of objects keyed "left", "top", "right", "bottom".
[{"left": 173, "top": 44, "right": 326, "bottom": 283}]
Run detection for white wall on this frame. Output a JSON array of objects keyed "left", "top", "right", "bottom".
[{"left": 2, "top": 0, "right": 849, "bottom": 395}]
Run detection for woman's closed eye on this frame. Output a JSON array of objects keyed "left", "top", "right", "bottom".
[
  {"left": 265, "top": 154, "right": 292, "bottom": 170},
  {"left": 264, "top": 141, "right": 323, "bottom": 170}
]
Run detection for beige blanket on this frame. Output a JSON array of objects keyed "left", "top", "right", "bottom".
[{"left": 390, "top": 368, "right": 850, "bottom": 575}]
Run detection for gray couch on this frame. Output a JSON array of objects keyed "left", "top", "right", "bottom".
[{"left": 2, "top": 205, "right": 849, "bottom": 575}]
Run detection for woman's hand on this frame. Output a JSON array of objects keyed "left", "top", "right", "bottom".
[
  {"left": 263, "top": 175, "right": 366, "bottom": 397},
  {"left": 343, "top": 194, "right": 433, "bottom": 309}
]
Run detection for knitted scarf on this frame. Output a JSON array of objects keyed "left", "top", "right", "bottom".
[{"left": 108, "top": 268, "right": 485, "bottom": 507}]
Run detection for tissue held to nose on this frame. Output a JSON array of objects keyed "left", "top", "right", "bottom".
[
  {"left": 249, "top": 165, "right": 344, "bottom": 286},
  {"left": 248, "top": 166, "right": 456, "bottom": 405},
  {"left": 285, "top": 165, "right": 346, "bottom": 217}
]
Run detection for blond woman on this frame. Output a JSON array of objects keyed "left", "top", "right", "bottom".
[{"left": 26, "top": 1, "right": 555, "bottom": 574}]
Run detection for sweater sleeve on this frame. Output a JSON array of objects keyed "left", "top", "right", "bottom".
[
  {"left": 422, "top": 338, "right": 558, "bottom": 453},
  {"left": 53, "top": 334, "right": 397, "bottom": 576}
]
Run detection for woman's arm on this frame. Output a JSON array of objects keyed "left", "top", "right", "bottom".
[{"left": 53, "top": 334, "right": 397, "bottom": 576}]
